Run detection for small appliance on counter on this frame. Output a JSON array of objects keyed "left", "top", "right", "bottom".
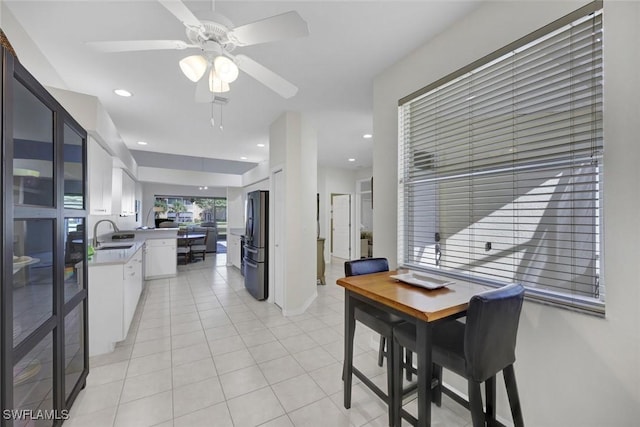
[{"left": 244, "top": 190, "right": 268, "bottom": 300}]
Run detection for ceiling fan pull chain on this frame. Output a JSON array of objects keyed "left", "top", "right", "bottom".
[
  {"left": 219, "top": 103, "right": 224, "bottom": 131},
  {"left": 210, "top": 95, "right": 215, "bottom": 127}
]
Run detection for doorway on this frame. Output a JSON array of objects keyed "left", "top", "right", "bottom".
[
  {"left": 331, "top": 194, "right": 351, "bottom": 259},
  {"left": 357, "top": 178, "right": 373, "bottom": 258}
]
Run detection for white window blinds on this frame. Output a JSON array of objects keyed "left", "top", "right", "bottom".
[{"left": 398, "top": 5, "right": 603, "bottom": 314}]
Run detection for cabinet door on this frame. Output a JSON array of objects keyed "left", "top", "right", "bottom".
[
  {"left": 144, "top": 241, "right": 177, "bottom": 279},
  {"left": 122, "top": 250, "right": 142, "bottom": 339},
  {"left": 228, "top": 235, "right": 241, "bottom": 268},
  {"left": 124, "top": 173, "right": 136, "bottom": 215},
  {"left": 88, "top": 139, "right": 112, "bottom": 215}
]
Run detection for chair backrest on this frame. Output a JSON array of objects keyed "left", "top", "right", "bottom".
[
  {"left": 192, "top": 227, "right": 208, "bottom": 244},
  {"left": 344, "top": 257, "right": 389, "bottom": 277},
  {"left": 464, "top": 283, "right": 525, "bottom": 382}
]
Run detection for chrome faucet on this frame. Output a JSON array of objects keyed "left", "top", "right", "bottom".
[{"left": 92, "top": 219, "right": 120, "bottom": 248}]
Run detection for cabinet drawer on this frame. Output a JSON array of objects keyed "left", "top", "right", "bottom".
[{"left": 145, "top": 239, "right": 177, "bottom": 248}]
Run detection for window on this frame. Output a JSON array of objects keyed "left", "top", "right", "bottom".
[
  {"left": 154, "top": 196, "right": 227, "bottom": 225},
  {"left": 398, "top": 4, "right": 603, "bottom": 315}
]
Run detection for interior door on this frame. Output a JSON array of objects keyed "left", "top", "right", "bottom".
[
  {"left": 274, "top": 169, "right": 285, "bottom": 308},
  {"left": 332, "top": 194, "right": 351, "bottom": 259}
]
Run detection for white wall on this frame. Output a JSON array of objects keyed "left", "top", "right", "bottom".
[
  {"left": 242, "top": 160, "right": 270, "bottom": 187},
  {"left": 269, "top": 112, "right": 318, "bottom": 315},
  {"left": 226, "top": 187, "right": 244, "bottom": 230},
  {"left": 373, "top": 1, "right": 640, "bottom": 425}
]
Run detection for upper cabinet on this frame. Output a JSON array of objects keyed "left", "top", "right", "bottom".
[
  {"left": 88, "top": 137, "right": 112, "bottom": 215},
  {"left": 112, "top": 168, "right": 136, "bottom": 216}
]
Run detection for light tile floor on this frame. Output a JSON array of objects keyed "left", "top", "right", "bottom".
[{"left": 66, "top": 254, "right": 472, "bottom": 427}]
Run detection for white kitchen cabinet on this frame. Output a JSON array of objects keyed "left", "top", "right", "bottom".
[
  {"left": 144, "top": 238, "right": 177, "bottom": 279},
  {"left": 228, "top": 234, "right": 241, "bottom": 268},
  {"left": 88, "top": 246, "right": 143, "bottom": 356},
  {"left": 122, "top": 248, "right": 143, "bottom": 337},
  {"left": 112, "top": 168, "right": 136, "bottom": 216},
  {"left": 88, "top": 137, "right": 112, "bottom": 215}
]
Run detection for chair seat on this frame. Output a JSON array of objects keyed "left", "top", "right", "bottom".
[
  {"left": 394, "top": 320, "right": 466, "bottom": 377},
  {"left": 190, "top": 244, "right": 207, "bottom": 251},
  {"left": 354, "top": 306, "right": 398, "bottom": 336}
]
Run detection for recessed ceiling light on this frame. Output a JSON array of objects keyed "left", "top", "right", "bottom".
[
  {"left": 240, "top": 156, "right": 248, "bottom": 160},
  {"left": 137, "top": 141, "right": 148, "bottom": 145},
  {"left": 257, "top": 144, "right": 265, "bottom": 147},
  {"left": 114, "top": 89, "right": 132, "bottom": 97},
  {"left": 348, "top": 158, "right": 356, "bottom": 162},
  {"left": 362, "top": 134, "right": 373, "bottom": 139}
]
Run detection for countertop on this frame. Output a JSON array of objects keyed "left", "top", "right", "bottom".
[
  {"left": 88, "top": 228, "right": 179, "bottom": 266},
  {"left": 87, "top": 241, "right": 145, "bottom": 267}
]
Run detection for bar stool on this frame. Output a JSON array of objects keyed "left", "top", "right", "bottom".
[
  {"left": 343, "top": 258, "right": 413, "bottom": 426},
  {"left": 392, "top": 283, "right": 525, "bottom": 427}
]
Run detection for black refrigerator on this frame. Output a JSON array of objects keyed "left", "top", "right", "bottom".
[{"left": 244, "top": 190, "right": 269, "bottom": 300}]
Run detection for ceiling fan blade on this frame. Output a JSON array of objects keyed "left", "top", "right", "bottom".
[
  {"left": 229, "top": 11, "right": 309, "bottom": 46},
  {"left": 87, "top": 40, "right": 196, "bottom": 52},
  {"left": 158, "top": 0, "right": 205, "bottom": 32},
  {"left": 235, "top": 54, "right": 298, "bottom": 99}
]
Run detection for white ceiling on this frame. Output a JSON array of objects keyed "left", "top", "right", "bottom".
[{"left": 3, "top": 0, "right": 481, "bottom": 174}]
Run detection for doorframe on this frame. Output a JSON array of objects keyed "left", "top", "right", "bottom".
[
  {"left": 330, "top": 193, "right": 351, "bottom": 259},
  {"left": 355, "top": 178, "right": 371, "bottom": 259}
]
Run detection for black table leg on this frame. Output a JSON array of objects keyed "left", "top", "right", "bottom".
[
  {"left": 343, "top": 290, "right": 356, "bottom": 409},
  {"left": 416, "top": 321, "right": 433, "bottom": 427}
]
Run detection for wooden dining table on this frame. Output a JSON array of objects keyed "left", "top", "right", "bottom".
[{"left": 336, "top": 270, "right": 491, "bottom": 427}]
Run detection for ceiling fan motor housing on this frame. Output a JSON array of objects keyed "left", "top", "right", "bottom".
[{"left": 186, "top": 13, "right": 237, "bottom": 53}]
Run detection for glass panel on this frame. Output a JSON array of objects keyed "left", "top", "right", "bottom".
[
  {"left": 64, "top": 303, "right": 85, "bottom": 401},
  {"left": 13, "top": 79, "right": 54, "bottom": 207},
  {"left": 63, "top": 124, "right": 84, "bottom": 209},
  {"left": 12, "top": 333, "right": 56, "bottom": 427},
  {"left": 12, "top": 220, "right": 53, "bottom": 346},
  {"left": 64, "top": 218, "right": 85, "bottom": 302}
]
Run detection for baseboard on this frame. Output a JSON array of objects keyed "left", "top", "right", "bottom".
[{"left": 282, "top": 289, "right": 318, "bottom": 316}]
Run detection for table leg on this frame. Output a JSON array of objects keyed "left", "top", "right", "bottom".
[
  {"left": 343, "top": 290, "right": 356, "bottom": 409},
  {"left": 416, "top": 321, "right": 433, "bottom": 427}
]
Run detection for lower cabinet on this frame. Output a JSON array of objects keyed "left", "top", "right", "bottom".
[
  {"left": 88, "top": 247, "right": 143, "bottom": 356},
  {"left": 144, "top": 238, "right": 177, "bottom": 280},
  {"left": 228, "top": 234, "right": 241, "bottom": 268},
  {"left": 122, "top": 250, "right": 143, "bottom": 337}
]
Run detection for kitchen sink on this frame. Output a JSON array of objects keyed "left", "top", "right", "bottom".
[{"left": 97, "top": 245, "right": 134, "bottom": 250}]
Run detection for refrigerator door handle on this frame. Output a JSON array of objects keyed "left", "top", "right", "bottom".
[
  {"left": 244, "top": 258, "right": 259, "bottom": 268},
  {"left": 243, "top": 245, "right": 258, "bottom": 254}
]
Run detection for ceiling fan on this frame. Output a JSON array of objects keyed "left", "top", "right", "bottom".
[{"left": 88, "top": 0, "right": 309, "bottom": 100}]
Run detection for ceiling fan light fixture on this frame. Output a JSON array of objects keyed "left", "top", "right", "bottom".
[
  {"left": 214, "top": 56, "right": 239, "bottom": 83},
  {"left": 208, "top": 69, "right": 230, "bottom": 93},
  {"left": 179, "top": 55, "right": 208, "bottom": 82}
]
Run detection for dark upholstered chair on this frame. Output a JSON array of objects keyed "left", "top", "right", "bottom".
[
  {"left": 190, "top": 227, "right": 208, "bottom": 262},
  {"left": 343, "top": 258, "right": 411, "bottom": 426},
  {"left": 176, "top": 234, "right": 191, "bottom": 265},
  {"left": 392, "top": 283, "right": 525, "bottom": 427},
  {"left": 344, "top": 258, "right": 405, "bottom": 367}
]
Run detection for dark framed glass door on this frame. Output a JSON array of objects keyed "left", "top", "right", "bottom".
[{"left": 1, "top": 47, "right": 88, "bottom": 427}]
